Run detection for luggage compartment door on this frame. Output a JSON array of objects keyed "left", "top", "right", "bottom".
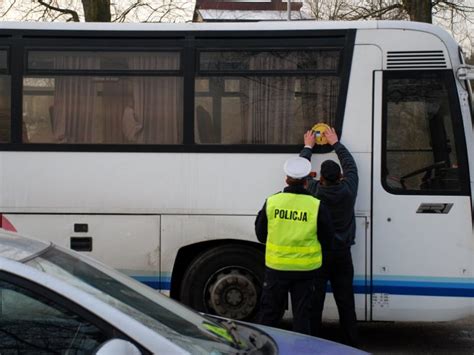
[{"left": 5, "top": 214, "right": 161, "bottom": 288}]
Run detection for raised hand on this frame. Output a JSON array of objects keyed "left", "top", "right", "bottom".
[
  {"left": 304, "top": 130, "right": 316, "bottom": 148},
  {"left": 323, "top": 127, "right": 339, "bottom": 146}
]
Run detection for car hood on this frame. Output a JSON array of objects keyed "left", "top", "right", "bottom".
[{"left": 252, "top": 323, "right": 367, "bottom": 355}]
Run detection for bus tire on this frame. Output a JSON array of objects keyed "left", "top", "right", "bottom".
[{"left": 179, "top": 244, "right": 264, "bottom": 321}]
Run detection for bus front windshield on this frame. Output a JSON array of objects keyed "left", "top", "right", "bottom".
[{"left": 24, "top": 245, "right": 255, "bottom": 354}]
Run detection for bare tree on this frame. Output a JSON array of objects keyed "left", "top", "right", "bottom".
[
  {"left": 403, "top": 0, "right": 432, "bottom": 22},
  {"left": 305, "top": 0, "right": 474, "bottom": 23},
  {"left": 82, "top": 0, "right": 111, "bottom": 22},
  {"left": 305, "top": 0, "right": 353, "bottom": 20},
  {"left": 117, "top": 1, "right": 193, "bottom": 23},
  {"left": 0, "top": 0, "right": 194, "bottom": 23},
  {"left": 34, "top": 0, "right": 80, "bottom": 22},
  {"left": 304, "top": 0, "right": 474, "bottom": 56}
]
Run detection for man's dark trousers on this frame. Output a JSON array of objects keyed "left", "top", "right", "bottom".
[
  {"left": 312, "top": 249, "right": 358, "bottom": 346},
  {"left": 258, "top": 270, "right": 315, "bottom": 335}
]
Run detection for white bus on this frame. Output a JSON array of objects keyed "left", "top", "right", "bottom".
[{"left": 0, "top": 21, "right": 472, "bottom": 323}]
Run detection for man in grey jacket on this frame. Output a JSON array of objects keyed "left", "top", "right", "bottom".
[{"left": 300, "top": 127, "right": 359, "bottom": 346}]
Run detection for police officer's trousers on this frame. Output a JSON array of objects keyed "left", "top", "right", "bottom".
[{"left": 258, "top": 269, "right": 316, "bottom": 335}]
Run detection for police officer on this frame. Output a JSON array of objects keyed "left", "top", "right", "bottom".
[
  {"left": 255, "top": 157, "right": 334, "bottom": 335},
  {"left": 300, "top": 127, "right": 359, "bottom": 346}
]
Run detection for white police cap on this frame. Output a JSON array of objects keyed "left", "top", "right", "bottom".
[{"left": 283, "top": 157, "right": 311, "bottom": 179}]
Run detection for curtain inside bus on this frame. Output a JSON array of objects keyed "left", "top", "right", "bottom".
[
  {"left": 52, "top": 56, "right": 99, "bottom": 143},
  {"left": 125, "top": 54, "right": 182, "bottom": 144},
  {"left": 244, "top": 53, "right": 296, "bottom": 144},
  {"left": 196, "top": 49, "right": 340, "bottom": 145},
  {"left": 24, "top": 51, "right": 183, "bottom": 145}
]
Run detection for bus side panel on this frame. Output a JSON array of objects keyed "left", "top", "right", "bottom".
[
  {"left": 0, "top": 152, "right": 284, "bottom": 214},
  {"left": 4, "top": 214, "right": 161, "bottom": 286},
  {"left": 161, "top": 213, "right": 370, "bottom": 321},
  {"left": 160, "top": 214, "right": 257, "bottom": 291},
  {"left": 371, "top": 295, "right": 473, "bottom": 322}
]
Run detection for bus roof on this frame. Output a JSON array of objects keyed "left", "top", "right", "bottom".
[
  {"left": 0, "top": 20, "right": 448, "bottom": 36},
  {"left": 0, "top": 20, "right": 460, "bottom": 66}
]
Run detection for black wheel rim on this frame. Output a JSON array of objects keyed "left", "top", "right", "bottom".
[{"left": 203, "top": 266, "right": 261, "bottom": 320}]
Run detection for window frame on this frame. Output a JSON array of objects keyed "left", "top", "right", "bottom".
[
  {"left": 192, "top": 33, "right": 354, "bottom": 153},
  {"left": 0, "top": 47, "right": 11, "bottom": 144},
  {"left": 381, "top": 69, "right": 471, "bottom": 196},
  {"left": 197, "top": 47, "right": 342, "bottom": 75},
  {"left": 22, "top": 46, "right": 185, "bottom": 146},
  {"left": 25, "top": 47, "right": 184, "bottom": 76},
  {"left": 0, "top": 29, "right": 355, "bottom": 153}
]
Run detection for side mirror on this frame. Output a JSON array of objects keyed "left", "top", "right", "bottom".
[
  {"left": 94, "top": 338, "right": 142, "bottom": 355},
  {"left": 456, "top": 65, "right": 474, "bottom": 81}
]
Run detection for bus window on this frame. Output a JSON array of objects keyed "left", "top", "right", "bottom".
[
  {"left": 195, "top": 49, "right": 341, "bottom": 145},
  {"left": 0, "top": 50, "right": 10, "bottom": 143},
  {"left": 28, "top": 51, "right": 180, "bottom": 71},
  {"left": 382, "top": 71, "right": 468, "bottom": 193},
  {"left": 23, "top": 51, "right": 183, "bottom": 144}
]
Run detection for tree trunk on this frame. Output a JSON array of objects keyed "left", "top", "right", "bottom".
[
  {"left": 81, "top": 0, "right": 111, "bottom": 22},
  {"left": 402, "top": 0, "right": 432, "bottom": 23}
]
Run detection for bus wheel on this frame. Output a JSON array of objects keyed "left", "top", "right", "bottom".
[{"left": 179, "top": 245, "right": 264, "bottom": 321}]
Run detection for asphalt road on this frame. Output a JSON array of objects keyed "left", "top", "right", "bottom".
[{"left": 281, "top": 316, "right": 474, "bottom": 354}]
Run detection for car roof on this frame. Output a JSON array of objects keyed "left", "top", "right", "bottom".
[{"left": 0, "top": 230, "right": 50, "bottom": 262}]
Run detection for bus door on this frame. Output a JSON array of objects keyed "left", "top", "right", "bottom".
[{"left": 372, "top": 70, "right": 472, "bottom": 321}]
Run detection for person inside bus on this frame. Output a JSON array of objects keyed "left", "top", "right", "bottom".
[
  {"left": 254, "top": 157, "right": 334, "bottom": 335},
  {"left": 300, "top": 127, "right": 359, "bottom": 346}
]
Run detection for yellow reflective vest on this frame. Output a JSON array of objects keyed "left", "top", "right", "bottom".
[{"left": 265, "top": 193, "right": 322, "bottom": 271}]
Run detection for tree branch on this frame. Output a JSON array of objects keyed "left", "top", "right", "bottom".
[
  {"left": 19, "top": 2, "right": 44, "bottom": 21},
  {"left": 1, "top": 0, "right": 18, "bottom": 18},
  {"left": 114, "top": 1, "right": 145, "bottom": 23},
  {"left": 37, "top": 0, "right": 80, "bottom": 22},
  {"left": 343, "top": 3, "right": 405, "bottom": 20},
  {"left": 435, "top": 1, "right": 474, "bottom": 13}
]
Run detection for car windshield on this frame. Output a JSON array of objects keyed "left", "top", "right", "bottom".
[{"left": 24, "top": 245, "right": 249, "bottom": 354}]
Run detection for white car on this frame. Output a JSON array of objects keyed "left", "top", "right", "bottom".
[{"left": 0, "top": 231, "right": 367, "bottom": 354}]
